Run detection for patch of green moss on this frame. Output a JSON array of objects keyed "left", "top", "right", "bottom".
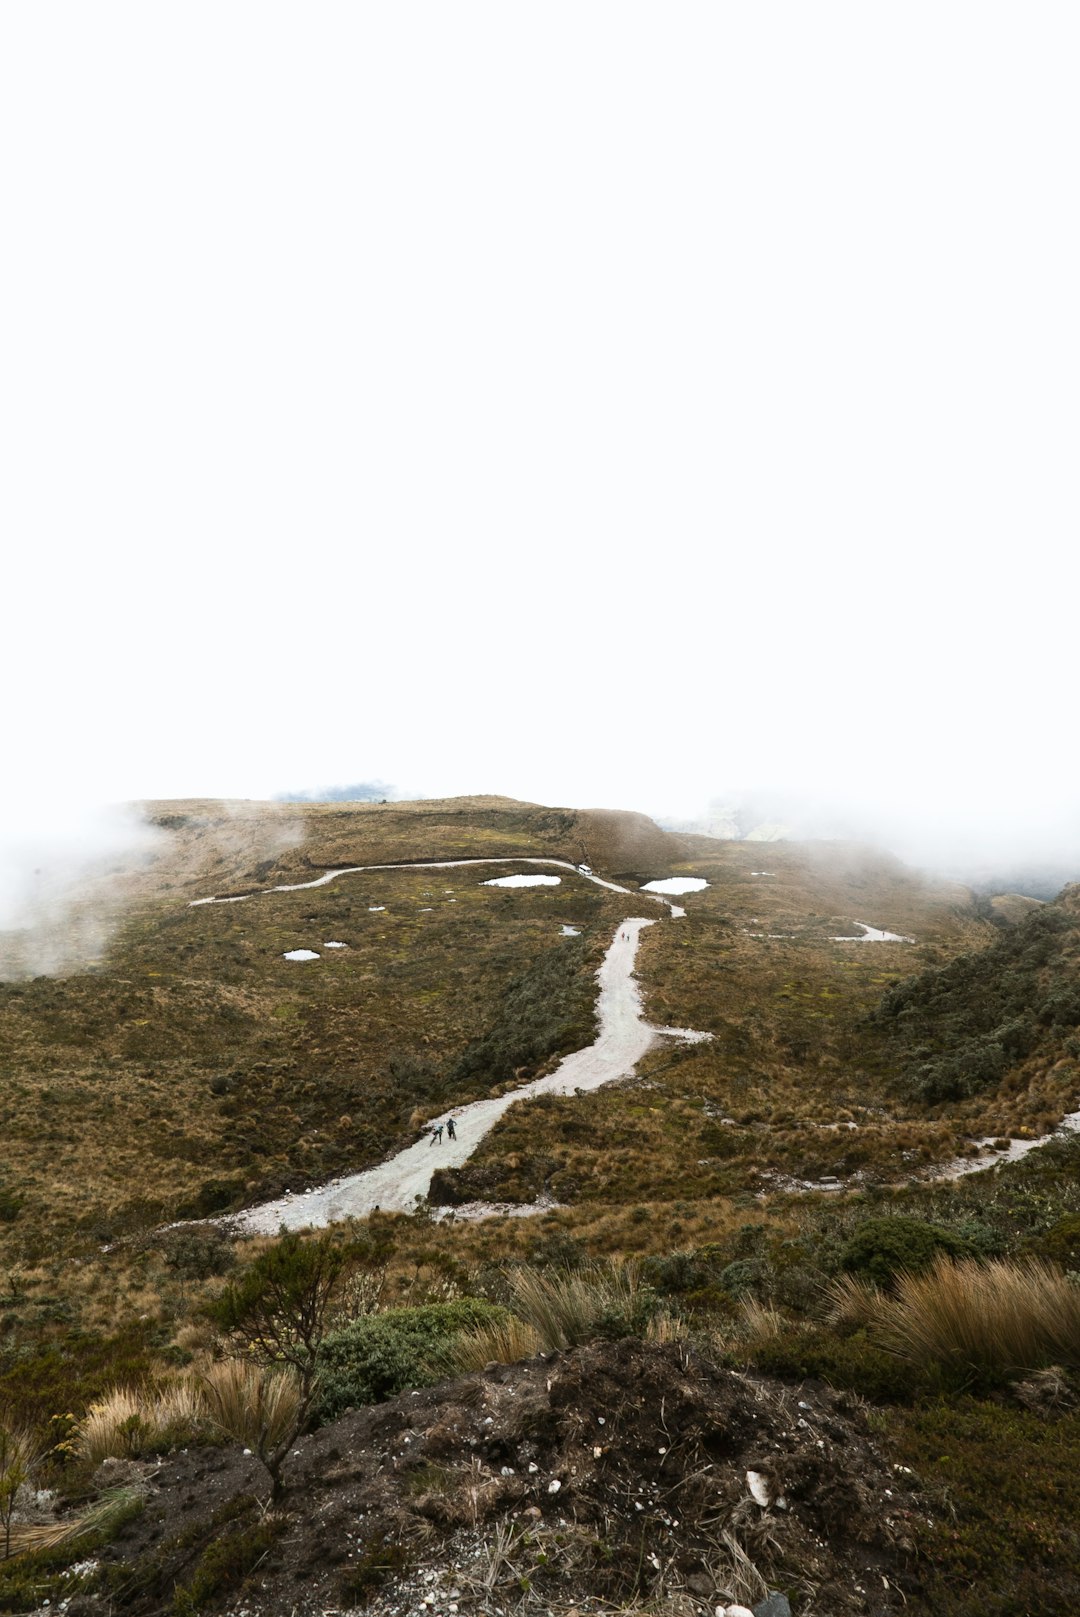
[
  {"left": 173, "top": 1515, "right": 284, "bottom": 1615},
  {"left": 889, "top": 1398, "right": 1080, "bottom": 1615},
  {"left": 746, "top": 1324, "right": 932, "bottom": 1403},
  {"left": 338, "top": 1538, "right": 409, "bottom": 1607}
]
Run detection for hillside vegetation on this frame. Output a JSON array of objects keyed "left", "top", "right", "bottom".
[{"left": 2, "top": 796, "right": 1079, "bottom": 1615}]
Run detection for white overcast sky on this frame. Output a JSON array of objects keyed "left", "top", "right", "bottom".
[{"left": 3, "top": 3, "right": 1079, "bottom": 873}]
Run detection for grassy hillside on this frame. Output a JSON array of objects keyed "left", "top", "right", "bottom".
[
  {"left": 1, "top": 798, "right": 687, "bottom": 1247},
  {"left": 443, "top": 839, "right": 1003, "bottom": 1207},
  {"left": 2, "top": 801, "right": 1080, "bottom": 1615}
]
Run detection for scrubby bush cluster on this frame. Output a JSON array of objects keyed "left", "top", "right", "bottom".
[
  {"left": 316, "top": 1299, "right": 506, "bottom": 1418},
  {"left": 873, "top": 902, "right": 1080, "bottom": 1101},
  {"left": 452, "top": 938, "right": 597, "bottom": 1084}
]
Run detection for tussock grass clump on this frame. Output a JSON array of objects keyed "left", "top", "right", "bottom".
[
  {"left": 822, "top": 1272, "right": 891, "bottom": 1335},
  {"left": 506, "top": 1259, "right": 655, "bottom": 1350},
  {"left": 446, "top": 1315, "right": 542, "bottom": 1372},
  {"left": 75, "top": 1380, "right": 205, "bottom": 1466},
  {"left": 878, "top": 1256, "right": 1080, "bottom": 1381},
  {"left": 199, "top": 1360, "right": 304, "bottom": 1457},
  {"left": 2, "top": 1484, "right": 145, "bottom": 1565},
  {"left": 738, "top": 1297, "right": 787, "bottom": 1344},
  {"left": 644, "top": 1310, "right": 690, "bottom": 1345}
]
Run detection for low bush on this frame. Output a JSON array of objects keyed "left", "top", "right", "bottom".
[
  {"left": 840, "top": 1215, "right": 973, "bottom": 1287},
  {"left": 316, "top": 1299, "right": 506, "bottom": 1420},
  {"left": 1029, "top": 1212, "right": 1080, "bottom": 1268},
  {"left": 890, "top": 1397, "right": 1080, "bottom": 1615},
  {"left": 746, "top": 1323, "right": 930, "bottom": 1402},
  {"left": 173, "top": 1514, "right": 285, "bottom": 1615},
  {"left": 451, "top": 939, "right": 597, "bottom": 1084},
  {"left": 338, "top": 1539, "right": 410, "bottom": 1609}
]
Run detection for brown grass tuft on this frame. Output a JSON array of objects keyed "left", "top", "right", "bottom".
[
  {"left": 445, "top": 1315, "right": 542, "bottom": 1372},
  {"left": 506, "top": 1260, "right": 645, "bottom": 1351},
  {"left": 822, "top": 1272, "right": 891, "bottom": 1335},
  {"left": 74, "top": 1380, "right": 204, "bottom": 1466},
  {"left": 199, "top": 1359, "right": 303, "bottom": 1456},
  {"left": 876, "top": 1256, "right": 1080, "bottom": 1379}
]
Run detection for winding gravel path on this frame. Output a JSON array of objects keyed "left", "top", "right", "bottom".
[
  {"left": 190, "top": 856, "right": 649, "bottom": 907},
  {"left": 231, "top": 916, "right": 708, "bottom": 1233},
  {"left": 202, "top": 859, "right": 707, "bottom": 1232}
]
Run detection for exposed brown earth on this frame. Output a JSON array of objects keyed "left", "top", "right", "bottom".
[{"left": 87, "top": 1339, "right": 922, "bottom": 1617}]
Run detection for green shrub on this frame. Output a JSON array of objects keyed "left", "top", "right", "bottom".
[
  {"left": 452, "top": 939, "right": 597, "bottom": 1083},
  {"left": 315, "top": 1300, "right": 506, "bottom": 1420},
  {"left": 1029, "top": 1212, "right": 1080, "bottom": 1268},
  {"left": 746, "top": 1323, "right": 930, "bottom": 1402},
  {"left": 173, "top": 1517, "right": 284, "bottom": 1615},
  {"left": 840, "top": 1216, "right": 973, "bottom": 1287}
]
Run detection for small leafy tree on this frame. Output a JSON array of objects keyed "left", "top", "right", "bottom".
[
  {"left": 207, "top": 1229, "right": 357, "bottom": 1497},
  {"left": 0, "top": 1419, "right": 40, "bottom": 1558}
]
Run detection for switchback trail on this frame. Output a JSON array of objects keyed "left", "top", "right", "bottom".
[{"left": 228, "top": 915, "right": 709, "bottom": 1234}]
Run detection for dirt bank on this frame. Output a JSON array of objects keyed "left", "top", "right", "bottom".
[{"left": 91, "top": 1339, "right": 923, "bottom": 1617}]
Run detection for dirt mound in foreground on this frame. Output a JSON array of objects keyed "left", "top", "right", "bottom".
[{"left": 96, "top": 1340, "right": 924, "bottom": 1616}]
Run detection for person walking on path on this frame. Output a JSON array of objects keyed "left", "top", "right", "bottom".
[
  {"left": 430, "top": 1123, "right": 444, "bottom": 1146},
  {"left": 446, "top": 1117, "right": 457, "bottom": 1141}
]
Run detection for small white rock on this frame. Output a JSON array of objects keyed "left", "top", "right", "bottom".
[{"left": 547, "top": 1479, "right": 561, "bottom": 1494}]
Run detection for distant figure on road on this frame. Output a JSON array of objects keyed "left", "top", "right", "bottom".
[
  {"left": 430, "top": 1123, "right": 444, "bottom": 1146},
  {"left": 446, "top": 1117, "right": 457, "bottom": 1140}
]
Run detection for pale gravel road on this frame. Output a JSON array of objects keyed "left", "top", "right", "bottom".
[
  {"left": 190, "top": 856, "right": 654, "bottom": 906},
  {"left": 229, "top": 915, "right": 709, "bottom": 1234}
]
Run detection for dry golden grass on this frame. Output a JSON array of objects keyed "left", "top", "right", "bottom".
[
  {"left": 876, "top": 1256, "right": 1080, "bottom": 1377},
  {"left": 738, "top": 1298, "right": 788, "bottom": 1343},
  {"left": 644, "top": 1310, "right": 690, "bottom": 1345},
  {"left": 506, "top": 1259, "right": 646, "bottom": 1350},
  {"left": 199, "top": 1359, "right": 303, "bottom": 1455},
  {"left": 2, "top": 1486, "right": 145, "bottom": 1564},
  {"left": 75, "top": 1379, "right": 205, "bottom": 1465},
  {"left": 445, "top": 1314, "right": 542, "bottom": 1372},
  {"left": 822, "top": 1272, "right": 890, "bottom": 1334}
]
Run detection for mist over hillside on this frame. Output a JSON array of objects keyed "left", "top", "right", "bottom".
[{"left": 657, "top": 790, "right": 1080, "bottom": 901}]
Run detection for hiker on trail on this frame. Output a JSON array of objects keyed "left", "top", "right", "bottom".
[
  {"left": 430, "top": 1123, "right": 444, "bottom": 1146},
  {"left": 446, "top": 1117, "right": 457, "bottom": 1141}
]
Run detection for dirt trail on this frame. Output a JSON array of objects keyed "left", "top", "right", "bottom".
[
  {"left": 190, "top": 856, "right": 649, "bottom": 906},
  {"left": 230, "top": 916, "right": 709, "bottom": 1234}
]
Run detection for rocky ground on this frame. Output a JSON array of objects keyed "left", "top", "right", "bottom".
[{"left": 64, "top": 1340, "right": 927, "bottom": 1616}]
